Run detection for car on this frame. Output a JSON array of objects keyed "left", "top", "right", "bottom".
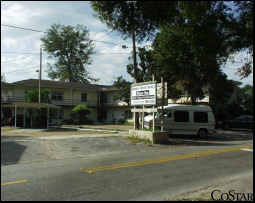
[{"left": 223, "top": 115, "right": 253, "bottom": 130}]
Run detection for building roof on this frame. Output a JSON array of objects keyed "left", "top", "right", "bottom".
[
  {"left": 11, "top": 79, "right": 119, "bottom": 92},
  {"left": 1, "top": 81, "right": 13, "bottom": 88}
]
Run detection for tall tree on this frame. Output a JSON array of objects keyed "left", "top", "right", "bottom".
[
  {"left": 90, "top": 1, "right": 169, "bottom": 82},
  {"left": 41, "top": 24, "right": 97, "bottom": 83},
  {"left": 152, "top": 2, "right": 234, "bottom": 104},
  {"left": 91, "top": 1, "right": 160, "bottom": 128}
]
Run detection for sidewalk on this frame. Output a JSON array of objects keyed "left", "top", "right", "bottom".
[{"left": 168, "top": 172, "right": 253, "bottom": 201}]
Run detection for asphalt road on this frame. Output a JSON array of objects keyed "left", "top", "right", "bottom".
[{"left": 1, "top": 131, "right": 253, "bottom": 200}]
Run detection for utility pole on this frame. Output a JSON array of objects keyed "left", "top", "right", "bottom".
[
  {"left": 132, "top": 29, "right": 139, "bottom": 129},
  {"left": 39, "top": 47, "right": 42, "bottom": 104}
]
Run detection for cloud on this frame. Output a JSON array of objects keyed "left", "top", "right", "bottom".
[{"left": 1, "top": 1, "right": 253, "bottom": 88}]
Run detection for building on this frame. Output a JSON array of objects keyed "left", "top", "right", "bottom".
[{"left": 1, "top": 79, "right": 132, "bottom": 126}]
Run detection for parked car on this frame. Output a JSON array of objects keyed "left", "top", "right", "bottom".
[
  {"left": 223, "top": 115, "right": 253, "bottom": 130},
  {"left": 144, "top": 104, "right": 216, "bottom": 137}
]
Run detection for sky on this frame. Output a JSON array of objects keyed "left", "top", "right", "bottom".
[{"left": 1, "top": 1, "right": 253, "bottom": 87}]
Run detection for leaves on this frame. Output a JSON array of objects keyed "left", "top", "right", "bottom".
[
  {"left": 41, "top": 24, "right": 98, "bottom": 83},
  {"left": 24, "top": 89, "right": 50, "bottom": 103}
]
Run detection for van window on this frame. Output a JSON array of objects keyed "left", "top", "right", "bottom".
[
  {"left": 194, "top": 112, "right": 208, "bottom": 123},
  {"left": 174, "top": 111, "right": 189, "bottom": 122}
]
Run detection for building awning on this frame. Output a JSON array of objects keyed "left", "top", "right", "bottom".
[{"left": 1, "top": 102, "right": 60, "bottom": 109}]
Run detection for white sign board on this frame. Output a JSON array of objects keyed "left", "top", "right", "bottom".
[{"left": 131, "top": 82, "right": 156, "bottom": 106}]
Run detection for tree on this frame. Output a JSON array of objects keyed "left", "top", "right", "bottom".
[
  {"left": 91, "top": 1, "right": 169, "bottom": 83},
  {"left": 112, "top": 76, "right": 132, "bottom": 104},
  {"left": 71, "top": 104, "right": 91, "bottom": 124},
  {"left": 151, "top": 2, "right": 234, "bottom": 104},
  {"left": 41, "top": 24, "right": 97, "bottom": 83},
  {"left": 24, "top": 89, "right": 50, "bottom": 103},
  {"left": 228, "top": 1, "right": 253, "bottom": 79},
  {"left": 238, "top": 85, "right": 253, "bottom": 115}
]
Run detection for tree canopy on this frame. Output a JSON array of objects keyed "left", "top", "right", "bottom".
[
  {"left": 24, "top": 89, "right": 51, "bottom": 103},
  {"left": 41, "top": 24, "right": 97, "bottom": 83},
  {"left": 112, "top": 76, "right": 132, "bottom": 104}
]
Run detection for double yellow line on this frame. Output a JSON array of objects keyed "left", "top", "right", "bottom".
[{"left": 81, "top": 145, "right": 253, "bottom": 174}]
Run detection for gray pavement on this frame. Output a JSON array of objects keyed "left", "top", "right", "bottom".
[{"left": 1, "top": 130, "right": 253, "bottom": 200}]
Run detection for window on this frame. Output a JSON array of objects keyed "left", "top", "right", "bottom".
[
  {"left": 174, "top": 111, "right": 189, "bottom": 122},
  {"left": 81, "top": 93, "right": 87, "bottom": 102},
  {"left": 51, "top": 92, "right": 63, "bottom": 101},
  {"left": 194, "top": 112, "right": 208, "bottom": 123}
]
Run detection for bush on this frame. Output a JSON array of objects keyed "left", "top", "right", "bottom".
[
  {"left": 71, "top": 104, "right": 91, "bottom": 125},
  {"left": 118, "top": 118, "right": 126, "bottom": 124}
]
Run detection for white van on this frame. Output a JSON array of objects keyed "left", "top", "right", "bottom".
[{"left": 144, "top": 104, "right": 216, "bottom": 137}]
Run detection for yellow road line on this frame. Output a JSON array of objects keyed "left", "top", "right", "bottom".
[
  {"left": 81, "top": 145, "right": 253, "bottom": 174},
  {"left": 1, "top": 179, "right": 28, "bottom": 186}
]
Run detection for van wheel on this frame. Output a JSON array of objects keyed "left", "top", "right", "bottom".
[{"left": 198, "top": 129, "right": 208, "bottom": 138}]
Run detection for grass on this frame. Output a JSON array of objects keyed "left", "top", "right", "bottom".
[
  {"left": 127, "top": 135, "right": 152, "bottom": 145},
  {"left": 1, "top": 126, "right": 16, "bottom": 133}
]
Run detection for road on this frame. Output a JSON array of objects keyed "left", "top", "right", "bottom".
[{"left": 1, "top": 130, "right": 253, "bottom": 200}]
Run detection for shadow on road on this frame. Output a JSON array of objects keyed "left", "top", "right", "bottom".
[
  {"left": 1, "top": 141, "right": 27, "bottom": 166},
  {"left": 160, "top": 131, "right": 253, "bottom": 146}
]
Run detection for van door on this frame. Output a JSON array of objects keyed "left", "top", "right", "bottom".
[
  {"left": 193, "top": 111, "right": 210, "bottom": 134},
  {"left": 172, "top": 110, "right": 192, "bottom": 135}
]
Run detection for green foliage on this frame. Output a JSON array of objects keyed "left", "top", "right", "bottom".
[
  {"left": 41, "top": 24, "right": 97, "bottom": 83},
  {"left": 151, "top": 2, "right": 235, "bottom": 104},
  {"left": 24, "top": 89, "right": 50, "bottom": 103},
  {"left": 229, "top": 1, "right": 253, "bottom": 79},
  {"left": 71, "top": 104, "right": 91, "bottom": 124},
  {"left": 112, "top": 76, "right": 131, "bottom": 104},
  {"left": 91, "top": 1, "right": 159, "bottom": 42}
]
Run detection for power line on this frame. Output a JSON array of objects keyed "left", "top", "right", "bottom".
[
  {"left": 3, "top": 66, "right": 39, "bottom": 74},
  {"left": 1, "top": 51, "right": 131, "bottom": 55},
  {"left": 1, "top": 24, "right": 46, "bottom": 33},
  {"left": 1, "top": 24, "right": 121, "bottom": 46}
]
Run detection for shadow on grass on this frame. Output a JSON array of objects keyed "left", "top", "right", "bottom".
[
  {"left": 44, "top": 127, "right": 78, "bottom": 132},
  {"left": 1, "top": 141, "right": 26, "bottom": 165}
]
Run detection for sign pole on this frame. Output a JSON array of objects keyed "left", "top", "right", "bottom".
[
  {"left": 142, "top": 105, "right": 144, "bottom": 130},
  {"left": 152, "top": 74, "right": 155, "bottom": 132},
  {"left": 161, "top": 77, "right": 164, "bottom": 132},
  {"left": 133, "top": 106, "right": 136, "bottom": 130}
]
